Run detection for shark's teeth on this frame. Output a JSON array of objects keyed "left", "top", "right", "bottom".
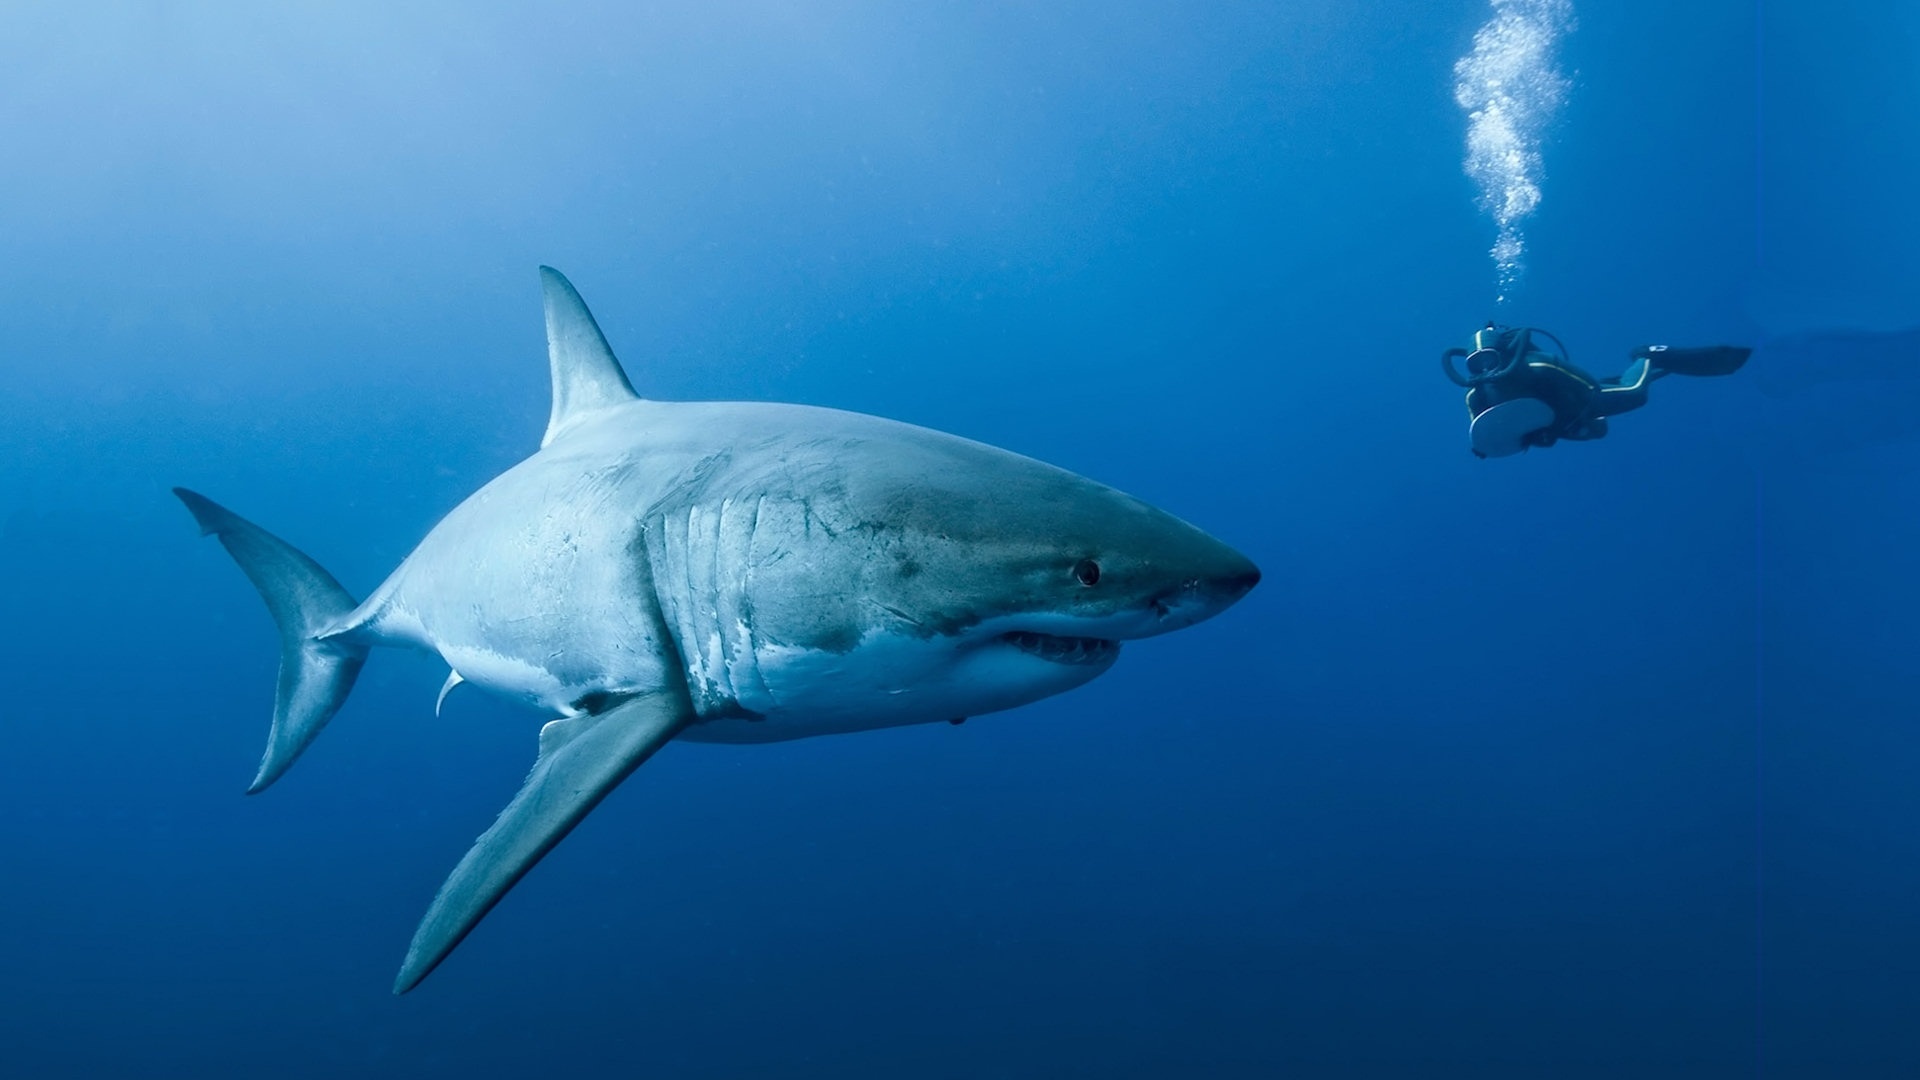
[{"left": 1000, "top": 631, "right": 1119, "bottom": 666}]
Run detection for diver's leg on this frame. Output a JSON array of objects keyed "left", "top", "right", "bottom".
[{"left": 1596, "top": 357, "right": 1653, "bottom": 416}]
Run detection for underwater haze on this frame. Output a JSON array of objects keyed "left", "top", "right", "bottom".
[{"left": 2, "top": 1, "right": 1917, "bottom": 1076}]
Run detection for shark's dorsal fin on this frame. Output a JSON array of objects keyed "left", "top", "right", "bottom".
[{"left": 539, "top": 266, "right": 639, "bottom": 448}]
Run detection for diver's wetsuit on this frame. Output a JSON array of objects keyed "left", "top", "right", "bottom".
[{"left": 1445, "top": 326, "right": 1749, "bottom": 456}]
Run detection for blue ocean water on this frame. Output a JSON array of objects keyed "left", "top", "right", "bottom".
[{"left": 2, "top": 1, "right": 1915, "bottom": 1075}]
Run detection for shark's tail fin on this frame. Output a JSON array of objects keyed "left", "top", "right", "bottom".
[{"left": 174, "top": 488, "right": 369, "bottom": 793}]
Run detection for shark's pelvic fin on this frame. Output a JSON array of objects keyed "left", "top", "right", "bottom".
[
  {"left": 539, "top": 266, "right": 639, "bottom": 448},
  {"left": 173, "top": 488, "right": 369, "bottom": 794},
  {"left": 434, "top": 669, "right": 464, "bottom": 717},
  {"left": 393, "top": 688, "right": 692, "bottom": 994}
]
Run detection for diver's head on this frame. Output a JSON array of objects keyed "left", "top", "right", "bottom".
[{"left": 1465, "top": 324, "right": 1515, "bottom": 378}]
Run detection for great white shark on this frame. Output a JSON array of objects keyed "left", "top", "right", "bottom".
[{"left": 177, "top": 267, "right": 1260, "bottom": 993}]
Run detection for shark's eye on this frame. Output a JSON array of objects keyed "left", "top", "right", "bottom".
[{"left": 1072, "top": 558, "right": 1101, "bottom": 587}]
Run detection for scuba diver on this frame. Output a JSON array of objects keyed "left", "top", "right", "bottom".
[{"left": 1442, "top": 324, "right": 1751, "bottom": 458}]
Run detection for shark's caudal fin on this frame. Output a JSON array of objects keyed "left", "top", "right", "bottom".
[
  {"left": 539, "top": 266, "right": 639, "bottom": 448},
  {"left": 394, "top": 689, "right": 691, "bottom": 993},
  {"left": 173, "top": 488, "right": 369, "bottom": 793}
]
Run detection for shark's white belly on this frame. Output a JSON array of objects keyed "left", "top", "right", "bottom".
[{"left": 678, "top": 628, "right": 1117, "bottom": 744}]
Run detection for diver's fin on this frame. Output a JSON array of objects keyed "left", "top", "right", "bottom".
[
  {"left": 393, "top": 689, "right": 691, "bottom": 994},
  {"left": 434, "top": 670, "right": 464, "bottom": 717},
  {"left": 173, "top": 488, "right": 369, "bottom": 793},
  {"left": 1634, "top": 344, "right": 1751, "bottom": 378},
  {"left": 538, "top": 266, "right": 639, "bottom": 448}
]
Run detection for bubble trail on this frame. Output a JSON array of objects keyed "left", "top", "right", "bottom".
[{"left": 1454, "top": 0, "right": 1575, "bottom": 302}]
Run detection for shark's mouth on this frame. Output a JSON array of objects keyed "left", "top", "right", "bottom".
[{"left": 1001, "top": 631, "right": 1120, "bottom": 666}]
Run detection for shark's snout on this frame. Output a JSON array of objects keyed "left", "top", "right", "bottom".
[
  {"left": 1144, "top": 546, "right": 1259, "bottom": 633},
  {"left": 1214, "top": 555, "right": 1261, "bottom": 599}
]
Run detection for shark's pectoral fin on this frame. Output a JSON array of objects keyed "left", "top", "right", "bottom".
[
  {"left": 393, "top": 689, "right": 691, "bottom": 994},
  {"left": 539, "top": 266, "right": 639, "bottom": 448}
]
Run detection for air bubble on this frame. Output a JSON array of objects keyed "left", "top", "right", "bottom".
[{"left": 1454, "top": 0, "right": 1575, "bottom": 300}]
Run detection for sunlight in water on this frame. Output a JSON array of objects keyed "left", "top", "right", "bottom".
[{"left": 1454, "top": 0, "right": 1574, "bottom": 302}]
